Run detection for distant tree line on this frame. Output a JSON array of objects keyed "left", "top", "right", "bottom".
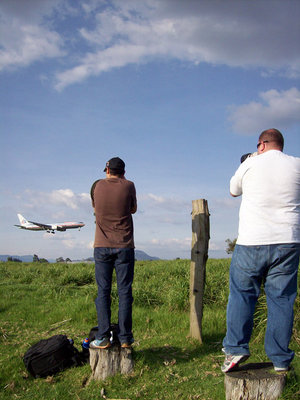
[
  {"left": 56, "top": 257, "right": 72, "bottom": 263},
  {"left": 33, "top": 254, "right": 49, "bottom": 263},
  {"left": 6, "top": 241, "right": 236, "bottom": 264},
  {"left": 225, "top": 238, "right": 237, "bottom": 254},
  {"left": 7, "top": 257, "right": 22, "bottom": 262},
  {"left": 6, "top": 254, "right": 73, "bottom": 263},
  {"left": 33, "top": 255, "right": 72, "bottom": 263}
]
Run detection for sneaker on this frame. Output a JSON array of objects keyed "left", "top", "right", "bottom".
[
  {"left": 274, "top": 366, "right": 289, "bottom": 372},
  {"left": 90, "top": 337, "right": 111, "bottom": 349},
  {"left": 221, "top": 353, "right": 249, "bottom": 373}
]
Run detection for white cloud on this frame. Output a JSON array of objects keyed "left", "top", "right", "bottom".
[
  {"left": 1, "top": 1, "right": 299, "bottom": 87},
  {"left": 61, "top": 237, "right": 89, "bottom": 250},
  {"left": 54, "top": 0, "right": 300, "bottom": 89},
  {"left": 150, "top": 237, "right": 190, "bottom": 249},
  {"left": 0, "top": 0, "right": 62, "bottom": 21},
  {"left": 0, "top": 0, "right": 66, "bottom": 72},
  {"left": 41, "top": 231, "right": 92, "bottom": 259},
  {"left": 146, "top": 193, "right": 166, "bottom": 204},
  {"left": 48, "top": 189, "right": 89, "bottom": 210},
  {"left": 0, "top": 23, "right": 64, "bottom": 72},
  {"left": 136, "top": 236, "right": 191, "bottom": 258},
  {"left": 138, "top": 193, "right": 189, "bottom": 212},
  {"left": 208, "top": 242, "right": 220, "bottom": 251},
  {"left": 228, "top": 88, "right": 300, "bottom": 135},
  {"left": 21, "top": 188, "right": 90, "bottom": 216},
  {"left": 136, "top": 237, "right": 225, "bottom": 259},
  {"left": 211, "top": 197, "right": 240, "bottom": 211}
]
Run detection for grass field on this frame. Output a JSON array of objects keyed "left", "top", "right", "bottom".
[{"left": 0, "top": 259, "right": 299, "bottom": 400}]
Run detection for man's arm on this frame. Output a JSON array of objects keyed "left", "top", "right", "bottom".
[
  {"left": 230, "top": 153, "right": 254, "bottom": 197},
  {"left": 230, "top": 173, "right": 243, "bottom": 197},
  {"left": 90, "top": 180, "right": 100, "bottom": 207},
  {"left": 131, "top": 183, "right": 137, "bottom": 214}
]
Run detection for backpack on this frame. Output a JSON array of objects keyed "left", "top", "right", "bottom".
[{"left": 23, "top": 334, "right": 80, "bottom": 378}]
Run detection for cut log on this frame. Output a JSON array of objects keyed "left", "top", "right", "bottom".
[
  {"left": 224, "top": 363, "right": 287, "bottom": 400},
  {"left": 89, "top": 345, "right": 134, "bottom": 380}
]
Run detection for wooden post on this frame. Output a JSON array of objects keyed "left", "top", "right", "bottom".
[
  {"left": 89, "top": 345, "right": 134, "bottom": 380},
  {"left": 224, "top": 363, "right": 287, "bottom": 400},
  {"left": 190, "top": 199, "right": 210, "bottom": 343}
]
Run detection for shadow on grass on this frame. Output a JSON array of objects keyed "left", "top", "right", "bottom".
[{"left": 133, "top": 332, "right": 226, "bottom": 368}]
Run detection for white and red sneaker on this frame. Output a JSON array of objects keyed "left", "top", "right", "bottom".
[{"left": 221, "top": 352, "right": 249, "bottom": 373}]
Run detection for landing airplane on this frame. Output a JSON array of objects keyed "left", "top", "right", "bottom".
[{"left": 14, "top": 214, "right": 85, "bottom": 234}]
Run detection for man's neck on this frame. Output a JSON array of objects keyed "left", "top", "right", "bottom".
[{"left": 106, "top": 173, "right": 124, "bottom": 179}]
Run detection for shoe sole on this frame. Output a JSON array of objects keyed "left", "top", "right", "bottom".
[
  {"left": 222, "top": 354, "right": 249, "bottom": 373},
  {"left": 90, "top": 343, "right": 111, "bottom": 349},
  {"left": 121, "top": 343, "right": 132, "bottom": 348}
]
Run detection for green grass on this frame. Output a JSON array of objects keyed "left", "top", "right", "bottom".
[{"left": 0, "top": 259, "right": 299, "bottom": 400}]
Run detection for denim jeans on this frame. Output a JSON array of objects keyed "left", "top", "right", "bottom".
[
  {"left": 223, "top": 243, "right": 300, "bottom": 368},
  {"left": 94, "top": 247, "right": 135, "bottom": 344}
]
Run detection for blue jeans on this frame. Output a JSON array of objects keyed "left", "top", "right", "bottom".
[
  {"left": 223, "top": 243, "right": 299, "bottom": 368},
  {"left": 94, "top": 247, "right": 135, "bottom": 344}
]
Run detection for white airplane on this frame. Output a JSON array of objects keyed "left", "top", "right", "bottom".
[{"left": 14, "top": 214, "right": 85, "bottom": 234}]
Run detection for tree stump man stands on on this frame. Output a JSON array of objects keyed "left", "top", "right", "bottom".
[
  {"left": 90, "top": 157, "right": 137, "bottom": 351},
  {"left": 221, "top": 129, "right": 300, "bottom": 373}
]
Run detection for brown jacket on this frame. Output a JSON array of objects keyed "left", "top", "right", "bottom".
[{"left": 91, "top": 178, "right": 137, "bottom": 248}]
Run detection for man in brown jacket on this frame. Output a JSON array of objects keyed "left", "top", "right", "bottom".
[{"left": 90, "top": 157, "right": 137, "bottom": 349}]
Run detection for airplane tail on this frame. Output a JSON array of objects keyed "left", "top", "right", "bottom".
[{"left": 17, "top": 214, "right": 29, "bottom": 226}]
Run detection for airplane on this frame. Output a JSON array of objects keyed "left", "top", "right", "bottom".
[{"left": 14, "top": 214, "right": 85, "bottom": 234}]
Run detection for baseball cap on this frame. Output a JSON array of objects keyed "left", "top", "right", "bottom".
[{"left": 103, "top": 157, "right": 125, "bottom": 172}]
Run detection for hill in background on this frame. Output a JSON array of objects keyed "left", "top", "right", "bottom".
[
  {"left": 0, "top": 254, "right": 34, "bottom": 262},
  {"left": 0, "top": 249, "right": 230, "bottom": 262},
  {"left": 0, "top": 249, "right": 159, "bottom": 263}
]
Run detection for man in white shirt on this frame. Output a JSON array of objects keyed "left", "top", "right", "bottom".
[{"left": 221, "top": 129, "right": 300, "bottom": 373}]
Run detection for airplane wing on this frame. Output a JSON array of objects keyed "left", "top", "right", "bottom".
[{"left": 28, "top": 221, "right": 52, "bottom": 230}]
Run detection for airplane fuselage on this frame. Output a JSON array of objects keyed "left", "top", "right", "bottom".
[{"left": 15, "top": 214, "right": 85, "bottom": 234}]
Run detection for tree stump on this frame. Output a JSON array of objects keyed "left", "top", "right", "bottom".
[
  {"left": 224, "top": 363, "right": 287, "bottom": 400},
  {"left": 89, "top": 345, "right": 134, "bottom": 380}
]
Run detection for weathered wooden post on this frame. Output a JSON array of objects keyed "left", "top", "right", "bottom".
[{"left": 190, "top": 199, "right": 210, "bottom": 343}]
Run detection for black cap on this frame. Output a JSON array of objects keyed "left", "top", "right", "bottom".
[{"left": 104, "top": 157, "right": 125, "bottom": 173}]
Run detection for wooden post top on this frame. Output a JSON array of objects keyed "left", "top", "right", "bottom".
[{"left": 192, "top": 199, "right": 209, "bottom": 215}]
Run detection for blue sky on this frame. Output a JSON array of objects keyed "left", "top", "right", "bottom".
[{"left": 1, "top": 0, "right": 299, "bottom": 260}]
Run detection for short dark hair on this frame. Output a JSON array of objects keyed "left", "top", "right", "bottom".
[
  {"left": 108, "top": 168, "right": 124, "bottom": 177},
  {"left": 259, "top": 128, "right": 284, "bottom": 150}
]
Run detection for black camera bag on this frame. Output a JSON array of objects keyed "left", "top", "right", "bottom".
[{"left": 23, "top": 334, "right": 80, "bottom": 378}]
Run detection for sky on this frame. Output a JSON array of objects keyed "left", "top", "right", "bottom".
[{"left": 0, "top": 0, "right": 299, "bottom": 260}]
